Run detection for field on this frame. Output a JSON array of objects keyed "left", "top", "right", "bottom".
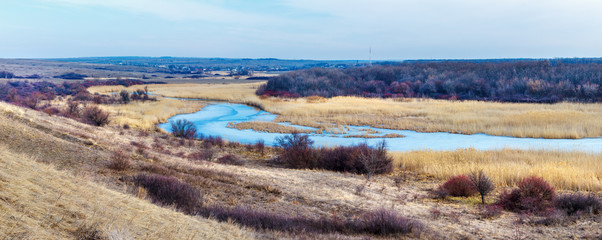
[
  {"left": 1, "top": 100, "right": 600, "bottom": 239},
  {"left": 90, "top": 83, "right": 602, "bottom": 139}
]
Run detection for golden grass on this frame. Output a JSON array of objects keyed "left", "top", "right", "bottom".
[
  {"left": 0, "top": 144, "right": 251, "bottom": 240},
  {"left": 89, "top": 83, "right": 264, "bottom": 108},
  {"left": 98, "top": 98, "right": 205, "bottom": 130},
  {"left": 392, "top": 148, "right": 602, "bottom": 192},
  {"left": 228, "top": 121, "right": 313, "bottom": 134},
  {"left": 90, "top": 83, "right": 602, "bottom": 139}
]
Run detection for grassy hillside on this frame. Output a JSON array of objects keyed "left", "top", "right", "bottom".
[{"left": 0, "top": 146, "right": 251, "bottom": 240}]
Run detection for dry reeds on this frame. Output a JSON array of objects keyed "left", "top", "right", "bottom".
[
  {"left": 391, "top": 148, "right": 602, "bottom": 191},
  {"left": 228, "top": 121, "right": 313, "bottom": 134},
  {"left": 98, "top": 98, "right": 205, "bottom": 130}
]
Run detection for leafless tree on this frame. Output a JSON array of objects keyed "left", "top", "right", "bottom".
[
  {"left": 359, "top": 140, "right": 393, "bottom": 180},
  {"left": 469, "top": 170, "right": 495, "bottom": 205},
  {"left": 170, "top": 119, "right": 197, "bottom": 139}
]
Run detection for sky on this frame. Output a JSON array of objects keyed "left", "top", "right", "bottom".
[{"left": 1, "top": 0, "right": 602, "bottom": 60}]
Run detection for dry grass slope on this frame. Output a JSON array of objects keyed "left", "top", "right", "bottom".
[
  {"left": 0, "top": 145, "right": 251, "bottom": 240},
  {"left": 393, "top": 148, "right": 602, "bottom": 192},
  {"left": 89, "top": 83, "right": 602, "bottom": 139}
]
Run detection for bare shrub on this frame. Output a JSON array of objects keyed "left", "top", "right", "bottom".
[
  {"left": 82, "top": 106, "right": 110, "bottom": 126},
  {"left": 217, "top": 154, "right": 245, "bottom": 166},
  {"left": 66, "top": 100, "right": 81, "bottom": 117},
  {"left": 430, "top": 186, "right": 449, "bottom": 200},
  {"left": 532, "top": 210, "right": 570, "bottom": 226},
  {"left": 441, "top": 175, "right": 477, "bottom": 197},
  {"left": 200, "top": 135, "right": 224, "bottom": 148},
  {"left": 254, "top": 139, "right": 265, "bottom": 155},
  {"left": 275, "top": 133, "right": 319, "bottom": 168},
  {"left": 119, "top": 90, "right": 130, "bottom": 103},
  {"left": 133, "top": 173, "right": 202, "bottom": 214},
  {"left": 107, "top": 150, "right": 131, "bottom": 171},
  {"left": 275, "top": 134, "right": 393, "bottom": 176},
  {"left": 170, "top": 119, "right": 197, "bottom": 139},
  {"left": 469, "top": 170, "right": 495, "bottom": 204},
  {"left": 358, "top": 208, "right": 424, "bottom": 236},
  {"left": 555, "top": 193, "right": 601, "bottom": 216},
  {"left": 188, "top": 148, "right": 217, "bottom": 161},
  {"left": 357, "top": 140, "right": 393, "bottom": 179},
  {"left": 196, "top": 205, "right": 422, "bottom": 236},
  {"left": 41, "top": 106, "right": 61, "bottom": 116}
]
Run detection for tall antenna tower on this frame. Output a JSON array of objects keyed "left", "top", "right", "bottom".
[{"left": 369, "top": 47, "right": 372, "bottom": 66}]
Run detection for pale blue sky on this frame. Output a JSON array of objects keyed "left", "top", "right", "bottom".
[{"left": 1, "top": 0, "right": 601, "bottom": 60}]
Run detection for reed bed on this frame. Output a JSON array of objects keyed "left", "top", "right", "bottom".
[
  {"left": 228, "top": 121, "right": 313, "bottom": 134},
  {"left": 391, "top": 149, "right": 602, "bottom": 191},
  {"left": 89, "top": 83, "right": 602, "bottom": 139},
  {"left": 99, "top": 98, "right": 205, "bottom": 129}
]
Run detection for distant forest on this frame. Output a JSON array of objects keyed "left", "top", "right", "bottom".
[{"left": 259, "top": 60, "right": 602, "bottom": 103}]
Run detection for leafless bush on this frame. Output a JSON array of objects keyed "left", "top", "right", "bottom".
[
  {"left": 107, "top": 150, "right": 131, "bottom": 171},
  {"left": 82, "top": 105, "right": 110, "bottom": 126},
  {"left": 170, "top": 119, "right": 197, "bottom": 139},
  {"left": 469, "top": 170, "right": 495, "bottom": 204}
]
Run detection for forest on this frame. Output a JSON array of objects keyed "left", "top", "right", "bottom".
[{"left": 258, "top": 60, "right": 602, "bottom": 103}]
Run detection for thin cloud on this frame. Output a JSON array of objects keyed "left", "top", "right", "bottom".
[{"left": 42, "top": 0, "right": 277, "bottom": 23}]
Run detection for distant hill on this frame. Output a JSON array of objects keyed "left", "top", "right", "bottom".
[{"left": 46, "top": 56, "right": 369, "bottom": 72}]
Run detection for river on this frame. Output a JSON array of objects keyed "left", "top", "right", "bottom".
[{"left": 158, "top": 102, "right": 602, "bottom": 152}]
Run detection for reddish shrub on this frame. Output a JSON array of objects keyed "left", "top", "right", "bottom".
[
  {"left": 320, "top": 142, "right": 393, "bottom": 176},
  {"left": 82, "top": 105, "right": 110, "bottom": 126},
  {"left": 217, "top": 154, "right": 245, "bottom": 166},
  {"left": 134, "top": 173, "right": 202, "bottom": 213},
  {"left": 441, "top": 175, "right": 477, "bottom": 197},
  {"left": 496, "top": 176, "right": 555, "bottom": 214},
  {"left": 275, "top": 134, "right": 393, "bottom": 176}
]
